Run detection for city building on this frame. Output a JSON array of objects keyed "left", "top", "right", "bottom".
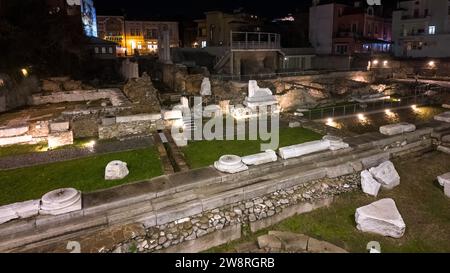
[
  {"left": 309, "top": 0, "right": 392, "bottom": 55},
  {"left": 392, "top": 0, "right": 450, "bottom": 58},
  {"left": 194, "top": 10, "right": 263, "bottom": 48},
  {"left": 97, "top": 15, "right": 179, "bottom": 56}
]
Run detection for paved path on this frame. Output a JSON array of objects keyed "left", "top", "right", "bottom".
[{"left": 0, "top": 136, "right": 153, "bottom": 170}]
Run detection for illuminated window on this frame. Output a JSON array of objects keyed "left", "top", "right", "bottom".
[
  {"left": 429, "top": 25, "right": 436, "bottom": 35},
  {"left": 201, "top": 41, "right": 207, "bottom": 48}
]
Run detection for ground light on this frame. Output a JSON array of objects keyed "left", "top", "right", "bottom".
[
  {"left": 411, "top": 104, "right": 418, "bottom": 111},
  {"left": 372, "top": 60, "right": 379, "bottom": 65},
  {"left": 385, "top": 109, "right": 394, "bottom": 116},
  {"left": 357, "top": 113, "right": 366, "bottom": 121},
  {"left": 21, "top": 68, "right": 28, "bottom": 77}
]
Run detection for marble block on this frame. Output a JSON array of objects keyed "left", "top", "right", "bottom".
[
  {"left": 278, "top": 140, "right": 330, "bottom": 160},
  {"left": 242, "top": 150, "right": 278, "bottom": 166},
  {"left": 39, "top": 188, "right": 82, "bottom": 216},
  {"left": 379, "top": 122, "right": 416, "bottom": 136},
  {"left": 355, "top": 198, "right": 406, "bottom": 238}
]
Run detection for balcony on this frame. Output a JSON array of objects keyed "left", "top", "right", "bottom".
[{"left": 230, "top": 31, "right": 281, "bottom": 50}]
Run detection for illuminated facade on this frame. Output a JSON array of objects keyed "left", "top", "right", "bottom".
[{"left": 97, "top": 16, "right": 179, "bottom": 56}]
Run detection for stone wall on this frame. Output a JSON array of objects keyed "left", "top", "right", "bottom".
[
  {"left": 98, "top": 114, "right": 162, "bottom": 140},
  {"left": 30, "top": 89, "right": 127, "bottom": 107}
]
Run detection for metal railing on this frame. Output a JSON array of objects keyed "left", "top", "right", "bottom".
[
  {"left": 211, "top": 69, "right": 361, "bottom": 82},
  {"left": 230, "top": 31, "right": 281, "bottom": 50},
  {"left": 304, "top": 94, "right": 428, "bottom": 121}
]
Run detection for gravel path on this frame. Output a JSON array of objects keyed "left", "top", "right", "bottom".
[{"left": 0, "top": 136, "right": 153, "bottom": 170}]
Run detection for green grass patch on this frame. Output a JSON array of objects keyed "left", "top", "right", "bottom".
[
  {"left": 0, "top": 147, "right": 163, "bottom": 206},
  {"left": 208, "top": 152, "right": 450, "bottom": 253},
  {"left": 0, "top": 142, "right": 47, "bottom": 158},
  {"left": 182, "top": 127, "right": 322, "bottom": 169}
]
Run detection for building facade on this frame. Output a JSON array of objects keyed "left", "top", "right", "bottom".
[
  {"left": 97, "top": 15, "right": 179, "bottom": 55},
  {"left": 194, "top": 10, "right": 263, "bottom": 48},
  {"left": 309, "top": 1, "right": 392, "bottom": 55},
  {"left": 392, "top": 0, "right": 450, "bottom": 58}
]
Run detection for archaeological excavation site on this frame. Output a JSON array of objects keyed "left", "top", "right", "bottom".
[{"left": 0, "top": 0, "right": 449, "bottom": 264}]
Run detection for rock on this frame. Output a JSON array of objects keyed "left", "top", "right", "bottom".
[
  {"left": 49, "top": 121, "right": 70, "bottom": 132},
  {"left": 268, "top": 231, "right": 308, "bottom": 252},
  {"left": 379, "top": 123, "right": 416, "bottom": 136},
  {"left": 434, "top": 112, "right": 450, "bottom": 123},
  {"left": 39, "top": 188, "right": 82, "bottom": 216},
  {"left": 0, "top": 125, "right": 29, "bottom": 138},
  {"left": 445, "top": 181, "right": 450, "bottom": 198},
  {"left": 241, "top": 150, "right": 278, "bottom": 166},
  {"left": 369, "top": 161, "right": 400, "bottom": 190},
  {"left": 257, "top": 235, "right": 282, "bottom": 250},
  {"left": 42, "top": 80, "right": 61, "bottom": 92},
  {"left": 47, "top": 130, "right": 74, "bottom": 149},
  {"left": 437, "top": 172, "right": 450, "bottom": 187},
  {"left": 123, "top": 73, "right": 161, "bottom": 112},
  {"left": 361, "top": 170, "right": 381, "bottom": 197},
  {"left": 355, "top": 198, "right": 406, "bottom": 238},
  {"left": 323, "top": 135, "right": 350, "bottom": 151},
  {"left": 214, "top": 155, "right": 248, "bottom": 174},
  {"left": 278, "top": 140, "right": 330, "bottom": 160},
  {"left": 289, "top": 122, "right": 301, "bottom": 128},
  {"left": 437, "top": 145, "right": 450, "bottom": 155},
  {"left": 200, "top": 78, "right": 211, "bottom": 96},
  {"left": 248, "top": 214, "right": 257, "bottom": 222},
  {"left": 105, "top": 161, "right": 129, "bottom": 180},
  {"left": 5, "top": 200, "right": 40, "bottom": 219},
  {"left": 62, "top": 80, "right": 82, "bottom": 91},
  {"left": 162, "top": 110, "right": 182, "bottom": 120},
  {"left": 307, "top": 237, "right": 348, "bottom": 253}
]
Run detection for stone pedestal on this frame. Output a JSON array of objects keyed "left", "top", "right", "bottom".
[
  {"left": 244, "top": 80, "right": 278, "bottom": 110},
  {"left": 39, "top": 188, "right": 82, "bottom": 216},
  {"left": 214, "top": 155, "right": 248, "bottom": 174},
  {"left": 322, "top": 135, "right": 350, "bottom": 151}
]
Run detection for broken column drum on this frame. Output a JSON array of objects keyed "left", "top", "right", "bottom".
[
  {"left": 214, "top": 155, "right": 249, "bottom": 174},
  {"left": 39, "top": 188, "right": 82, "bottom": 216}
]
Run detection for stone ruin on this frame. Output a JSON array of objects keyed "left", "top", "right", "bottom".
[
  {"left": 355, "top": 198, "right": 406, "bottom": 238},
  {"left": 214, "top": 155, "right": 249, "bottom": 174},
  {"left": 0, "top": 187, "right": 82, "bottom": 224},
  {"left": 105, "top": 161, "right": 130, "bottom": 180},
  {"left": 244, "top": 80, "right": 278, "bottom": 110},
  {"left": 123, "top": 73, "right": 161, "bottom": 113}
]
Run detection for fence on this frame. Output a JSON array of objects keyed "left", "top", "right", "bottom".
[{"left": 305, "top": 94, "right": 428, "bottom": 121}]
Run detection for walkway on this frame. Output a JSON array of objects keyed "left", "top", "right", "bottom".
[{"left": 0, "top": 137, "right": 153, "bottom": 170}]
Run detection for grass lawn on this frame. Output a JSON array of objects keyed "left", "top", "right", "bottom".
[
  {"left": 0, "top": 147, "right": 163, "bottom": 206},
  {"left": 208, "top": 152, "right": 450, "bottom": 253},
  {"left": 182, "top": 127, "right": 323, "bottom": 169}
]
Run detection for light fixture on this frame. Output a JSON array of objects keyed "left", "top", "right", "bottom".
[
  {"left": 383, "top": 60, "right": 388, "bottom": 66},
  {"left": 357, "top": 113, "right": 366, "bottom": 121},
  {"left": 372, "top": 60, "right": 379, "bottom": 65},
  {"left": 411, "top": 104, "right": 418, "bottom": 110},
  {"left": 428, "top": 61, "right": 435, "bottom": 67},
  {"left": 385, "top": 109, "right": 392, "bottom": 114},
  {"left": 21, "top": 68, "right": 28, "bottom": 77}
]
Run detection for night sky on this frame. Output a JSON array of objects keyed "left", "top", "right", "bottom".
[{"left": 94, "top": 0, "right": 315, "bottom": 20}]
